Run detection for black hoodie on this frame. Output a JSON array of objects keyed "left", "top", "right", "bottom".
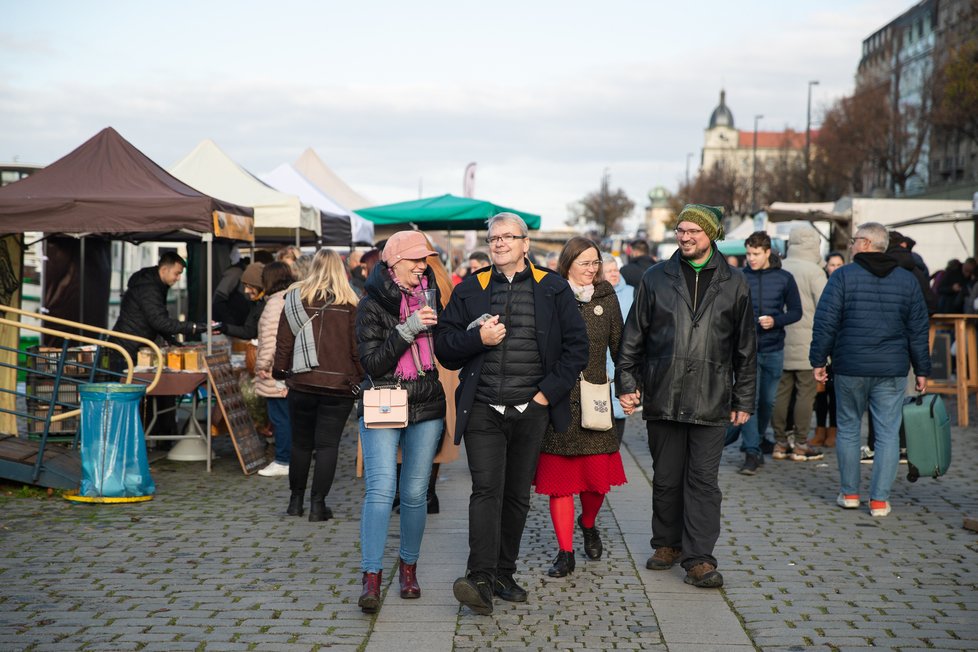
[{"left": 886, "top": 245, "right": 938, "bottom": 314}]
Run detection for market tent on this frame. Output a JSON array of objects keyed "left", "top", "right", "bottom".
[
  {"left": 170, "top": 140, "right": 320, "bottom": 242},
  {"left": 259, "top": 164, "right": 374, "bottom": 246},
  {"left": 0, "top": 127, "right": 253, "bottom": 238},
  {"left": 293, "top": 148, "right": 373, "bottom": 210},
  {"left": 357, "top": 194, "right": 542, "bottom": 231}
]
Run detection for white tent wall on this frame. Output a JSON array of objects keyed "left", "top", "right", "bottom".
[
  {"left": 170, "top": 140, "right": 321, "bottom": 240},
  {"left": 259, "top": 164, "right": 374, "bottom": 245}
]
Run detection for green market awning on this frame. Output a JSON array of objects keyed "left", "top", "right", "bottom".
[{"left": 357, "top": 194, "right": 541, "bottom": 231}]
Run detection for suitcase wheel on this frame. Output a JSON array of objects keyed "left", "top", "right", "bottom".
[{"left": 907, "top": 463, "right": 919, "bottom": 483}]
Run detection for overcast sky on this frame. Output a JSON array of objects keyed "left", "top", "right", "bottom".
[{"left": 2, "top": 0, "right": 902, "bottom": 230}]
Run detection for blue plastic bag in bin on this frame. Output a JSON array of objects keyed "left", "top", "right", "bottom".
[{"left": 79, "top": 383, "right": 155, "bottom": 498}]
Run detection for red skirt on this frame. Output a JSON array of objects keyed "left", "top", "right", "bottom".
[{"left": 533, "top": 451, "right": 627, "bottom": 496}]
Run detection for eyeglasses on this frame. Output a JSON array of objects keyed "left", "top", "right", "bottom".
[
  {"left": 849, "top": 236, "right": 870, "bottom": 246},
  {"left": 486, "top": 234, "right": 527, "bottom": 245},
  {"left": 674, "top": 227, "right": 705, "bottom": 237},
  {"left": 574, "top": 260, "right": 602, "bottom": 269}
]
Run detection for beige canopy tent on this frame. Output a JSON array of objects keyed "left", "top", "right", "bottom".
[
  {"left": 293, "top": 148, "right": 373, "bottom": 211},
  {"left": 170, "top": 140, "right": 320, "bottom": 243}
]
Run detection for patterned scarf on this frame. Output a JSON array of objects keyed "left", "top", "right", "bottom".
[
  {"left": 568, "top": 281, "right": 595, "bottom": 303},
  {"left": 389, "top": 269, "right": 436, "bottom": 380}
]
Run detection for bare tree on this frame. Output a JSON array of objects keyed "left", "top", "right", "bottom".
[
  {"left": 669, "top": 162, "right": 749, "bottom": 219},
  {"left": 567, "top": 173, "right": 635, "bottom": 238}
]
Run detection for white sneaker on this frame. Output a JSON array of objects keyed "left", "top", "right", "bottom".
[
  {"left": 257, "top": 461, "right": 289, "bottom": 477},
  {"left": 870, "top": 500, "right": 891, "bottom": 517},
  {"left": 836, "top": 493, "right": 860, "bottom": 509}
]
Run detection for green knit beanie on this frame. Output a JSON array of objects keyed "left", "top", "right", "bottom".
[{"left": 677, "top": 204, "right": 725, "bottom": 241}]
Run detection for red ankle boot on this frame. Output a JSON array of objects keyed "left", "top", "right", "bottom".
[
  {"left": 399, "top": 559, "right": 420, "bottom": 598},
  {"left": 358, "top": 571, "right": 382, "bottom": 613}
]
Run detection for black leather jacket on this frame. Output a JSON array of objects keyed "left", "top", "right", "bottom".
[{"left": 616, "top": 248, "right": 756, "bottom": 426}]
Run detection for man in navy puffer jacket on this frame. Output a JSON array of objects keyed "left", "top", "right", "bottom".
[
  {"left": 810, "top": 222, "right": 930, "bottom": 517},
  {"left": 733, "top": 231, "right": 801, "bottom": 476}
]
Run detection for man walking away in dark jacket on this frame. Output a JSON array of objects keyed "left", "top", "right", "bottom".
[
  {"left": 617, "top": 204, "right": 756, "bottom": 590},
  {"left": 435, "top": 212, "right": 588, "bottom": 615},
  {"left": 810, "top": 222, "right": 930, "bottom": 518},
  {"left": 620, "top": 239, "right": 656, "bottom": 288}
]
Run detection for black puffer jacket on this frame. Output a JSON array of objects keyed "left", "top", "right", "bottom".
[
  {"left": 110, "top": 265, "right": 196, "bottom": 358},
  {"left": 355, "top": 262, "right": 446, "bottom": 424},
  {"left": 616, "top": 247, "right": 757, "bottom": 426}
]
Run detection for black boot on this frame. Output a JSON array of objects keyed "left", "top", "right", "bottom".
[
  {"left": 578, "top": 515, "right": 602, "bottom": 560},
  {"left": 547, "top": 550, "right": 575, "bottom": 577},
  {"left": 426, "top": 463, "right": 440, "bottom": 514},
  {"left": 308, "top": 494, "right": 333, "bottom": 522},
  {"left": 286, "top": 492, "right": 304, "bottom": 517}
]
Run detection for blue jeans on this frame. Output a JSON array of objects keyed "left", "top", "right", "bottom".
[
  {"left": 267, "top": 397, "right": 292, "bottom": 465},
  {"left": 739, "top": 349, "right": 784, "bottom": 456},
  {"left": 834, "top": 374, "right": 906, "bottom": 502},
  {"left": 359, "top": 418, "right": 444, "bottom": 573}
]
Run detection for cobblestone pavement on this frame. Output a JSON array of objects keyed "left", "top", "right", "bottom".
[{"left": 1, "top": 400, "right": 976, "bottom": 651}]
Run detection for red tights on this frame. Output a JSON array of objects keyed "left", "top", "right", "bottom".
[{"left": 549, "top": 491, "right": 605, "bottom": 552}]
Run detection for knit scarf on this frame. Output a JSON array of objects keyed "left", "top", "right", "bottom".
[{"left": 389, "top": 269, "right": 436, "bottom": 380}]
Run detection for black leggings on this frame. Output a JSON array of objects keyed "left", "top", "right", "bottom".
[
  {"left": 287, "top": 389, "right": 354, "bottom": 498},
  {"left": 814, "top": 380, "right": 837, "bottom": 428}
]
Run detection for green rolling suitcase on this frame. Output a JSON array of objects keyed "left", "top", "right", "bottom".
[{"left": 901, "top": 393, "right": 951, "bottom": 482}]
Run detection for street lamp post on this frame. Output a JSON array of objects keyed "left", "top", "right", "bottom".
[
  {"left": 751, "top": 114, "right": 763, "bottom": 214},
  {"left": 806, "top": 80, "right": 819, "bottom": 185}
]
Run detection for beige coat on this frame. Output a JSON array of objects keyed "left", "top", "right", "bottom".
[
  {"left": 781, "top": 226, "right": 827, "bottom": 371},
  {"left": 254, "top": 290, "right": 288, "bottom": 398}
]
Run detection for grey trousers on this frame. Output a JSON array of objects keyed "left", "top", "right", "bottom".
[{"left": 771, "top": 369, "right": 819, "bottom": 441}]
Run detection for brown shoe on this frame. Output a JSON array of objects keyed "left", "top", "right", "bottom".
[
  {"left": 646, "top": 546, "right": 682, "bottom": 570},
  {"left": 824, "top": 427, "right": 837, "bottom": 448},
  {"left": 683, "top": 562, "right": 723, "bottom": 588},
  {"left": 358, "top": 571, "right": 382, "bottom": 613},
  {"left": 809, "top": 426, "right": 827, "bottom": 447},
  {"left": 398, "top": 559, "right": 420, "bottom": 599}
]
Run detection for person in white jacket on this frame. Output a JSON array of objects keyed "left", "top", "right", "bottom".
[
  {"left": 254, "top": 262, "right": 297, "bottom": 477},
  {"left": 771, "top": 226, "right": 827, "bottom": 461}
]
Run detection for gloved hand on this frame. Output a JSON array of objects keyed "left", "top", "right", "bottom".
[
  {"left": 211, "top": 321, "right": 228, "bottom": 334},
  {"left": 395, "top": 310, "right": 426, "bottom": 342},
  {"left": 191, "top": 322, "right": 209, "bottom": 336}
]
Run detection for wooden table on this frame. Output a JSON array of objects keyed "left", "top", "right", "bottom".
[{"left": 927, "top": 314, "right": 978, "bottom": 426}]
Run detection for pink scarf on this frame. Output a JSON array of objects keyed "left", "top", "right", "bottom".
[{"left": 389, "top": 269, "right": 436, "bottom": 380}]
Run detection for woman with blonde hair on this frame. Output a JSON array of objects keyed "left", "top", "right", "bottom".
[
  {"left": 273, "top": 248, "right": 364, "bottom": 521},
  {"left": 355, "top": 230, "right": 446, "bottom": 613}
]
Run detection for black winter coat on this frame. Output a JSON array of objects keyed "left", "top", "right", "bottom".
[
  {"left": 355, "top": 263, "right": 446, "bottom": 425},
  {"left": 435, "top": 260, "right": 589, "bottom": 443},
  {"left": 616, "top": 247, "right": 757, "bottom": 426},
  {"left": 110, "top": 266, "right": 196, "bottom": 358}
]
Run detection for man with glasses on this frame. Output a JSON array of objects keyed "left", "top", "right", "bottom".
[
  {"left": 435, "top": 212, "right": 588, "bottom": 614},
  {"left": 617, "top": 204, "right": 756, "bottom": 589},
  {"left": 810, "top": 222, "right": 930, "bottom": 517}
]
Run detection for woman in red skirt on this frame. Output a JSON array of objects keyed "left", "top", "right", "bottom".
[{"left": 534, "top": 236, "right": 627, "bottom": 577}]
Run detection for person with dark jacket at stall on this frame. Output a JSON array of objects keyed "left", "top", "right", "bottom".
[
  {"left": 888, "top": 232, "right": 937, "bottom": 315},
  {"left": 273, "top": 249, "right": 363, "bottom": 522},
  {"left": 215, "top": 262, "right": 265, "bottom": 340},
  {"left": 435, "top": 212, "right": 588, "bottom": 615},
  {"left": 110, "top": 251, "right": 204, "bottom": 364},
  {"left": 617, "top": 204, "right": 756, "bottom": 590}
]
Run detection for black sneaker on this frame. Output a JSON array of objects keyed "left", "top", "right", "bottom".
[
  {"left": 453, "top": 574, "right": 493, "bottom": 615},
  {"left": 738, "top": 453, "right": 761, "bottom": 476},
  {"left": 493, "top": 574, "right": 527, "bottom": 602}
]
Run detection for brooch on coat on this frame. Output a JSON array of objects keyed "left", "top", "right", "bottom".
[{"left": 593, "top": 305, "right": 604, "bottom": 316}]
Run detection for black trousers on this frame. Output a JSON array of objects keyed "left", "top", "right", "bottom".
[
  {"left": 288, "top": 389, "right": 354, "bottom": 498},
  {"left": 647, "top": 420, "right": 725, "bottom": 570},
  {"left": 463, "top": 401, "right": 549, "bottom": 579}
]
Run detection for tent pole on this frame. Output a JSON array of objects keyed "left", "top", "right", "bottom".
[
  {"left": 79, "top": 237, "right": 86, "bottom": 325},
  {"left": 295, "top": 228, "right": 300, "bottom": 248},
  {"left": 204, "top": 233, "right": 213, "bottom": 473}
]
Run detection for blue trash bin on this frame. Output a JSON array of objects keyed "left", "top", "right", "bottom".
[{"left": 77, "top": 383, "right": 156, "bottom": 498}]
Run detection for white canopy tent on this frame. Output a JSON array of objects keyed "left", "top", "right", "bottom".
[
  {"left": 293, "top": 148, "right": 373, "bottom": 210},
  {"left": 170, "top": 140, "right": 321, "bottom": 242},
  {"left": 260, "top": 163, "right": 374, "bottom": 245}
]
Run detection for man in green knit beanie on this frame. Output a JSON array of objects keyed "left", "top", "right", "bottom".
[{"left": 615, "top": 202, "right": 756, "bottom": 589}]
